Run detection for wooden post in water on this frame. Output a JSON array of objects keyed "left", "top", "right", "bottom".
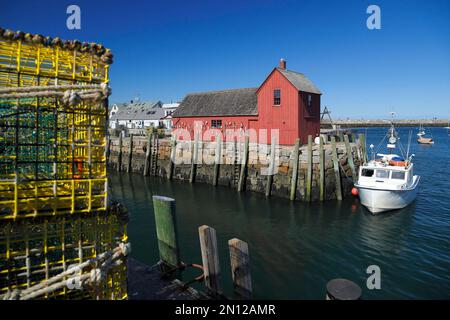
[
  {"left": 168, "top": 137, "right": 177, "bottom": 180},
  {"left": 331, "top": 136, "right": 343, "bottom": 201},
  {"left": 344, "top": 134, "right": 357, "bottom": 182},
  {"left": 237, "top": 136, "right": 249, "bottom": 192},
  {"left": 265, "top": 139, "right": 276, "bottom": 197},
  {"left": 319, "top": 136, "right": 325, "bottom": 201},
  {"left": 358, "top": 133, "right": 367, "bottom": 163},
  {"left": 189, "top": 133, "right": 199, "bottom": 184},
  {"left": 143, "top": 132, "right": 152, "bottom": 176},
  {"left": 117, "top": 131, "right": 123, "bottom": 172},
  {"left": 199, "top": 225, "right": 222, "bottom": 296},
  {"left": 228, "top": 238, "right": 252, "bottom": 299},
  {"left": 152, "top": 196, "right": 180, "bottom": 274},
  {"left": 326, "top": 279, "right": 362, "bottom": 300},
  {"left": 306, "top": 135, "right": 313, "bottom": 202},
  {"left": 127, "top": 133, "right": 133, "bottom": 173},
  {"left": 290, "top": 138, "right": 300, "bottom": 201},
  {"left": 213, "top": 135, "right": 222, "bottom": 186}
]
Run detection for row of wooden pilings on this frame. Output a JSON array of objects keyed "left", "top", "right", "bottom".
[
  {"left": 106, "top": 131, "right": 369, "bottom": 202},
  {"left": 151, "top": 195, "right": 363, "bottom": 300}
]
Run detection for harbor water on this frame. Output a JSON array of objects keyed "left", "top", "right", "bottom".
[{"left": 109, "top": 127, "right": 450, "bottom": 299}]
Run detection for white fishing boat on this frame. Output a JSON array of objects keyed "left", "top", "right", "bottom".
[
  {"left": 417, "top": 124, "right": 425, "bottom": 137},
  {"left": 354, "top": 114, "right": 420, "bottom": 214}
]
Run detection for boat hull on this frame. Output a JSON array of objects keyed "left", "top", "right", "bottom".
[{"left": 356, "top": 177, "right": 420, "bottom": 214}]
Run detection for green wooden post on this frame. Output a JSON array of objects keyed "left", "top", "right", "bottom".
[
  {"left": 127, "top": 133, "right": 133, "bottom": 173},
  {"left": 306, "top": 135, "right": 313, "bottom": 202},
  {"left": 265, "top": 140, "right": 276, "bottom": 197},
  {"left": 190, "top": 133, "right": 199, "bottom": 183},
  {"left": 344, "top": 134, "right": 357, "bottom": 182},
  {"left": 237, "top": 136, "right": 249, "bottom": 192},
  {"left": 117, "top": 131, "right": 123, "bottom": 172},
  {"left": 143, "top": 132, "right": 152, "bottom": 176},
  {"left": 213, "top": 135, "right": 222, "bottom": 186},
  {"left": 152, "top": 195, "right": 180, "bottom": 273},
  {"left": 168, "top": 137, "right": 177, "bottom": 180},
  {"left": 319, "top": 136, "right": 325, "bottom": 201},
  {"left": 331, "top": 136, "right": 343, "bottom": 201},
  {"left": 289, "top": 138, "right": 300, "bottom": 201}
]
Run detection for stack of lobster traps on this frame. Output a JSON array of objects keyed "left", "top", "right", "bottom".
[{"left": 0, "top": 28, "right": 128, "bottom": 300}]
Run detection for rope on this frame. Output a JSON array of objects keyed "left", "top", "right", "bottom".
[{"left": 1, "top": 241, "right": 130, "bottom": 300}]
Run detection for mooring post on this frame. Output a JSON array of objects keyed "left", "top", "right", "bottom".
[
  {"left": 168, "top": 136, "right": 177, "bottom": 180},
  {"left": 189, "top": 132, "right": 199, "bottom": 184},
  {"left": 213, "top": 135, "right": 222, "bottom": 186},
  {"left": 326, "top": 278, "right": 362, "bottom": 300},
  {"left": 152, "top": 196, "right": 181, "bottom": 275},
  {"left": 265, "top": 138, "right": 277, "bottom": 197},
  {"left": 228, "top": 238, "right": 252, "bottom": 299},
  {"left": 289, "top": 138, "right": 300, "bottom": 201},
  {"left": 344, "top": 134, "right": 357, "bottom": 182},
  {"left": 319, "top": 136, "right": 325, "bottom": 201},
  {"left": 117, "top": 131, "right": 123, "bottom": 172},
  {"left": 331, "top": 136, "right": 343, "bottom": 201},
  {"left": 127, "top": 133, "right": 133, "bottom": 173},
  {"left": 198, "top": 225, "right": 222, "bottom": 296},
  {"left": 306, "top": 135, "right": 313, "bottom": 202},
  {"left": 237, "top": 135, "right": 249, "bottom": 192},
  {"left": 143, "top": 132, "right": 152, "bottom": 176},
  {"left": 358, "top": 133, "right": 367, "bottom": 164}
]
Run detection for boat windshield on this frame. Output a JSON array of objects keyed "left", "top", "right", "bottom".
[
  {"left": 391, "top": 171, "right": 406, "bottom": 180},
  {"left": 375, "top": 169, "right": 390, "bottom": 179},
  {"left": 361, "top": 169, "right": 374, "bottom": 177}
]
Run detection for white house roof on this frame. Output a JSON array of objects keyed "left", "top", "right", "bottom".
[{"left": 110, "top": 101, "right": 165, "bottom": 121}]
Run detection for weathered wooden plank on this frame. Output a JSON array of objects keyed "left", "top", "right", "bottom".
[
  {"left": 199, "top": 225, "right": 222, "bottom": 296},
  {"left": 127, "top": 133, "right": 134, "bottom": 173},
  {"left": 189, "top": 133, "right": 199, "bottom": 183},
  {"left": 319, "top": 136, "right": 325, "bottom": 201},
  {"left": 228, "top": 238, "right": 252, "bottom": 299},
  {"left": 143, "top": 133, "right": 152, "bottom": 176},
  {"left": 344, "top": 134, "right": 357, "bottom": 182},
  {"left": 358, "top": 133, "right": 367, "bottom": 163},
  {"left": 289, "top": 138, "right": 300, "bottom": 201},
  {"left": 117, "top": 131, "right": 123, "bottom": 172},
  {"left": 265, "top": 139, "right": 276, "bottom": 197},
  {"left": 306, "top": 135, "right": 313, "bottom": 202},
  {"left": 168, "top": 137, "right": 177, "bottom": 180},
  {"left": 237, "top": 136, "right": 249, "bottom": 192},
  {"left": 213, "top": 135, "right": 222, "bottom": 186},
  {"left": 331, "top": 136, "right": 343, "bottom": 201},
  {"left": 152, "top": 196, "right": 180, "bottom": 272}
]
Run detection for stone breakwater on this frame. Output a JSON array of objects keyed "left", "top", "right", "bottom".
[{"left": 107, "top": 136, "right": 362, "bottom": 201}]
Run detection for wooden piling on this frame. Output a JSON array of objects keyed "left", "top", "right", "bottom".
[
  {"left": 306, "top": 135, "right": 313, "bottom": 202},
  {"left": 237, "top": 136, "right": 249, "bottom": 192},
  {"left": 199, "top": 225, "right": 222, "bottom": 296},
  {"left": 143, "top": 133, "right": 152, "bottom": 176},
  {"left": 152, "top": 196, "right": 180, "bottom": 273},
  {"left": 331, "top": 136, "right": 342, "bottom": 201},
  {"left": 213, "top": 135, "right": 222, "bottom": 186},
  {"left": 228, "top": 238, "right": 252, "bottom": 299},
  {"left": 265, "top": 139, "right": 276, "bottom": 197},
  {"left": 189, "top": 133, "right": 199, "bottom": 184},
  {"left": 117, "top": 131, "right": 123, "bottom": 172},
  {"left": 127, "top": 133, "right": 133, "bottom": 173},
  {"left": 319, "top": 136, "right": 325, "bottom": 201},
  {"left": 358, "top": 133, "right": 367, "bottom": 163},
  {"left": 326, "top": 279, "right": 362, "bottom": 300},
  {"left": 344, "top": 134, "right": 357, "bottom": 182},
  {"left": 289, "top": 138, "right": 300, "bottom": 201},
  {"left": 168, "top": 137, "right": 177, "bottom": 180}
]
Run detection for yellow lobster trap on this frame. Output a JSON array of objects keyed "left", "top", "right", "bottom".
[{"left": 0, "top": 28, "right": 113, "bottom": 220}]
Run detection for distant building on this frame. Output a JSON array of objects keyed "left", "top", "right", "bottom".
[
  {"left": 172, "top": 59, "right": 321, "bottom": 145},
  {"left": 109, "top": 101, "right": 164, "bottom": 130},
  {"left": 161, "top": 103, "right": 180, "bottom": 129}
]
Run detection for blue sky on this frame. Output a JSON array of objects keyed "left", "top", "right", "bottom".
[{"left": 1, "top": 0, "right": 449, "bottom": 119}]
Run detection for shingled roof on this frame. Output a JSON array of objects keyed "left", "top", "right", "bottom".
[
  {"left": 172, "top": 88, "right": 258, "bottom": 117},
  {"left": 110, "top": 101, "right": 165, "bottom": 121},
  {"left": 276, "top": 68, "right": 321, "bottom": 94}
]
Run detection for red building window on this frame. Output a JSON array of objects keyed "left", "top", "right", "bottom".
[
  {"left": 211, "top": 119, "right": 222, "bottom": 128},
  {"left": 273, "top": 89, "right": 281, "bottom": 106}
]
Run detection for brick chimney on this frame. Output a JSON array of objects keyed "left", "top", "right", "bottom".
[{"left": 279, "top": 58, "right": 286, "bottom": 70}]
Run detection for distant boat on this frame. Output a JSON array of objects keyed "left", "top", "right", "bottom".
[
  {"left": 417, "top": 136, "right": 434, "bottom": 144},
  {"left": 417, "top": 124, "right": 425, "bottom": 137}
]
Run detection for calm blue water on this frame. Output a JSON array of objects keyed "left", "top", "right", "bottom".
[{"left": 109, "top": 127, "right": 450, "bottom": 299}]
